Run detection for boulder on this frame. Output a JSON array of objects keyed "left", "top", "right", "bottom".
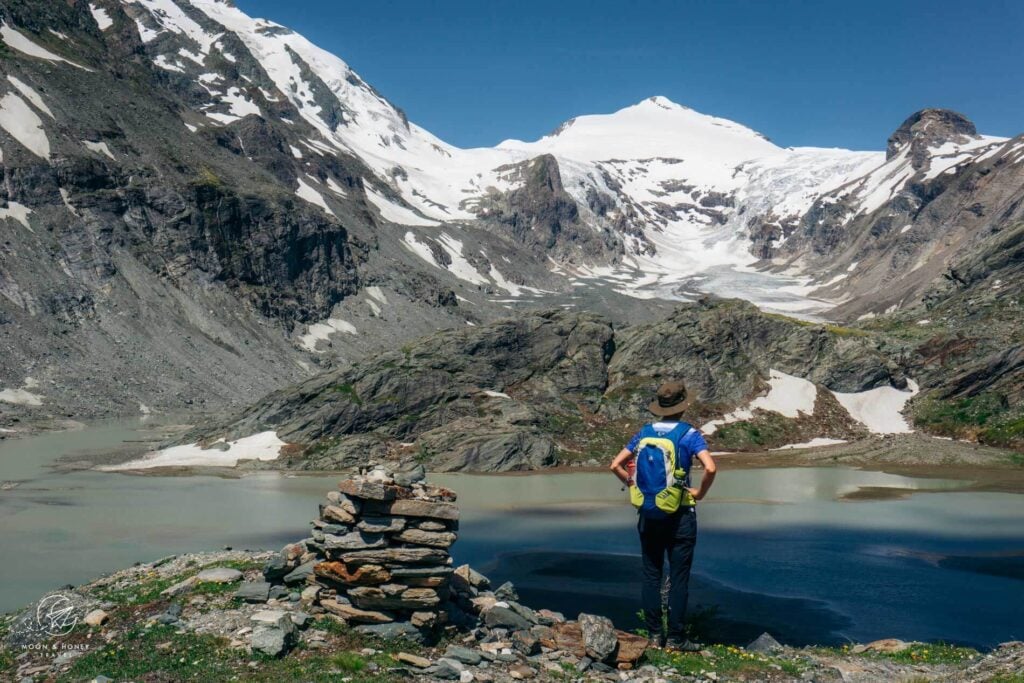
[
  {"left": 235, "top": 581, "right": 271, "bottom": 603},
  {"left": 337, "top": 547, "right": 449, "bottom": 566},
  {"left": 348, "top": 585, "right": 440, "bottom": 610},
  {"left": 353, "top": 621, "right": 423, "bottom": 642},
  {"left": 314, "top": 561, "right": 391, "bottom": 586},
  {"left": 195, "top": 567, "right": 243, "bottom": 584},
  {"left": 320, "top": 598, "right": 393, "bottom": 624},
  {"left": 444, "top": 644, "right": 483, "bottom": 665},
  {"left": 513, "top": 629, "right": 540, "bottom": 655},
  {"left": 250, "top": 610, "right": 297, "bottom": 657},
  {"left": 394, "top": 528, "right": 458, "bottom": 548},
  {"left": 357, "top": 516, "right": 406, "bottom": 534},
  {"left": 83, "top": 609, "right": 109, "bottom": 627},
  {"left": 540, "top": 621, "right": 586, "bottom": 657},
  {"left": 484, "top": 606, "right": 531, "bottom": 631},
  {"left": 614, "top": 630, "right": 648, "bottom": 666},
  {"left": 322, "top": 504, "right": 357, "bottom": 525},
  {"left": 747, "top": 632, "right": 783, "bottom": 654},
  {"left": 282, "top": 561, "right": 316, "bottom": 585},
  {"left": 396, "top": 652, "right": 432, "bottom": 668},
  {"left": 386, "top": 498, "right": 459, "bottom": 520},
  {"left": 393, "top": 464, "right": 426, "bottom": 486},
  {"left": 338, "top": 478, "right": 397, "bottom": 501},
  {"left": 432, "top": 657, "right": 466, "bottom": 680},
  {"left": 323, "top": 530, "right": 388, "bottom": 551},
  {"left": 579, "top": 613, "right": 618, "bottom": 661},
  {"left": 494, "top": 581, "right": 518, "bottom": 601},
  {"left": 454, "top": 564, "right": 490, "bottom": 589}
]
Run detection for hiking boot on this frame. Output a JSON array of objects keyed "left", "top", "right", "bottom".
[
  {"left": 665, "top": 637, "right": 702, "bottom": 652},
  {"left": 647, "top": 633, "right": 665, "bottom": 649}
]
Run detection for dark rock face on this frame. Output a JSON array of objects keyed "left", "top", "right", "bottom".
[
  {"left": 886, "top": 109, "right": 978, "bottom": 166},
  {"left": 479, "top": 155, "right": 626, "bottom": 263}
]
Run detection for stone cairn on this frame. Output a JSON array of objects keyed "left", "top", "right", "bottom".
[
  {"left": 260, "top": 465, "right": 458, "bottom": 639},
  {"left": 251, "top": 464, "right": 648, "bottom": 672}
]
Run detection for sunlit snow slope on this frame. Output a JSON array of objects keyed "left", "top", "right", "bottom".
[{"left": 121, "top": 0, "right": 1007, "bottom": 316}]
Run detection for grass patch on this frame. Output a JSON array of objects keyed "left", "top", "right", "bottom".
[
  {"left": 331, "top": 383, "right": 363, "bottom": 405},
  {"left": 711, "top": 412, "right": 794, "bottom": 451},
  {"left": 91, "top": 571, "right": 178, "bottom": 606},
  {"left": 191, "top": 167, "right": 224, "bottom": 189},
  {"left": 982, "top": 416, "right": 1024, "bottom": 450},
  {"left": 865, "top": 642, "right": 977, "bottom": 665},
  {"left": 643, "top": 644, "right": 802, "bottom": 676},
  {"left": 990, "top": 674, "right": 1024, "bottom": 683},
  {"left": 60, "top": 622, "right": 408, "bottom": 682},
  {"left": 913, "top": 393, "right": 1024, "bottom": 450},
  {"left": 824, "top": 324, "right": 870, "bottom": 337},
  {"left": 545, "top": 410, "right": 634, "bottom": 463}
]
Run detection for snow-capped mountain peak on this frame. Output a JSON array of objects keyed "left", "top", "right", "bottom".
[{"left": 497, "top": 95, "right": 780, "bottom": 165}]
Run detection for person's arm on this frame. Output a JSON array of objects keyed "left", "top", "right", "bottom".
[
  {"left": 687, "top": 449, "right": 717, "bottom": 501},
  {"left": 610, "top": 448, "right": 634, "bottom": 485}
]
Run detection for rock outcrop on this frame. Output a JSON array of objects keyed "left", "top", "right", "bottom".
[{"left": 190, "top": 299, "right": 904, "bottom": 468}]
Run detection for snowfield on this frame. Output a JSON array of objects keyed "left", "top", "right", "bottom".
[
  {"left": 702, "top": 369, "right": 920, "bottom": 437},
  {"left": 106, "top": 432, "right": 287, "bottom": 470}
]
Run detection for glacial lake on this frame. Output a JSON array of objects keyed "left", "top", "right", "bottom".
[{"left": 1, "top": 420, "right": 1023, "bottom": 648}]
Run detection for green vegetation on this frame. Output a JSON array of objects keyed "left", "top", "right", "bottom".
[
  {"left": 643, "top": 644, "right": 802, "bottom": 677},
  {"left": 59, "top": 622, "right": 411, "bottom": 682},
  {"left": 868, "top": 642, "right": 977, "bottom": 665},
  {"left": 192, "top": 167, "right": 224, "bottom": 189},
  {"left": 990, "top": 674, "right": 1024, "bottom": 683},
  {"left": 913, "top": 393, "right": 1024, "bottom": 449},
  {"left": 712, "top": 413, "right": 793, "bottom": 451},
  {"left": 331, "top": 383, "right": 363, "bottom": 405},
  {"left": 92, "top": 572, "right": 179, "bottom": 606},
  {"left": 823, "top": 324, "right": 870, "bottom": 337},
  {"left": 545, "top": 409, "right": 634, "bottom": 463}
]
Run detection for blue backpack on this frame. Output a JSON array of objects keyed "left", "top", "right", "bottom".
[{"left": 629, "top": 422, "right": 697, "bottom": 519}]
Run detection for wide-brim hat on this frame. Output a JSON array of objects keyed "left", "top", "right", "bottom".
[{"left": 648, "top": 380, "right": 692, "bottom": 416}]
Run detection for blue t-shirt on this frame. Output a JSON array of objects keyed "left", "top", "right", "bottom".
[{"left": 625, "top": 421, "right": 708, "bottom": 459}]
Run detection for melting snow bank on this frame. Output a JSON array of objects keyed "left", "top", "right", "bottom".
[
  {"left": 703, "top": 369, "right": 920, "bottom": 436},
  {"left": 832, "top": 380, "right": 919, "bottom": 434},
  {"left": 703, "top": 370, "right": 817, "bottom": 434},
  {"left": 103, "top": 432, "right": 286, "bottom": 470}
]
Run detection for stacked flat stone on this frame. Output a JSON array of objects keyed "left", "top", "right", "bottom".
[{"left": 261, "top": 465, "right": 458, "bottom": 640}]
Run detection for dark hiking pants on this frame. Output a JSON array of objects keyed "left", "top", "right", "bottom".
[{"left": 638, "top": 507, "right": 697, "bottom": 640}]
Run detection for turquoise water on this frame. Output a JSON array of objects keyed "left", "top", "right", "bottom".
[{"left": 1, "top": 421, "right": 1022, "bottom": 647}]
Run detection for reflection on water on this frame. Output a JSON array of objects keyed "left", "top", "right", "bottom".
[{"left": 2, "top": 422, "right": 1023, "bottom": 648}]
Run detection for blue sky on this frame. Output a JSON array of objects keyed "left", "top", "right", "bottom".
[{"left": 235, "top": 0, "right": 1023, "bottom": 151}]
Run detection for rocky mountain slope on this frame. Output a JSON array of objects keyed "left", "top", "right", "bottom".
[
  {"left": 1, "top": 0, "right": 1021, "bottom": 445},
  {"left": 123, "top": 299, "right": 920, "bottom": 472}
]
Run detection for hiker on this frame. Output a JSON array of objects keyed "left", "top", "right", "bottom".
[{"left": 610, "top": 380, "right": 717, "bottom": 651}]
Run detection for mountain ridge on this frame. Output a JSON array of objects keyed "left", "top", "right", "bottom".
[{"left": 0, "top": 0, "right": 1021, "bottom": 448}]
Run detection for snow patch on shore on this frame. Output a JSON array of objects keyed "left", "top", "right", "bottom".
[
  {"left": 703, "top": 370, "right": 817, "bottom": 434},
  {"left": 106, "top": 432, "right": 286, "bottom": 470},
  {"left": 831, "top": 380, "right": 919, "bottom": 434}
]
